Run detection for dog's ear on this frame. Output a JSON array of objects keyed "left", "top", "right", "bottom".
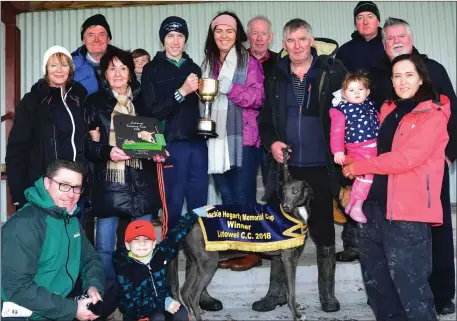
[
  {"left": 299, "top": 182, "right": 313, "bottom": 209},
  {"left": 305, "top": 184, "right": 314, "bottom": 200}
]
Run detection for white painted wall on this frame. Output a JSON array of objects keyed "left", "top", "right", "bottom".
[{"left": 0, "top": 1, "right": 454, "bottom": 212}]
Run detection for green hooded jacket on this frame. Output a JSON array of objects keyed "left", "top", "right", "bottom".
[{"left": 1, "top": 177, "right": 105, "bottom": 320}]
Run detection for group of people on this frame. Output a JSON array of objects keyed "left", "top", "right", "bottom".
[{"left": 1, "top": 1, "right": 456, "bottom": 321}]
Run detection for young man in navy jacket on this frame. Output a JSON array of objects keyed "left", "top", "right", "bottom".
[{"left": 140, "top": 16, "right": 223, "bottom": 313}]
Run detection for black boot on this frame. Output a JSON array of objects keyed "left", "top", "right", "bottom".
[
  {"left": 252, "top": 256, "right": 287, "bottom": 312},
  {"left": 335, "top": 248, "right": 359, "bottom": 262},
  {"left": 199, "top": 288, "right": 223, "bottom": 311},
  {"left": 435, "top": 299, "right": 456, "bottom": 315},
  {"left": 317, "top": 245, "right": 340, "bottom": 312}
]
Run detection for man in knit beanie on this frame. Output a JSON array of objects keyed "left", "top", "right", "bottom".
[
  {"left": 71, "top": 13, "right": 113, "bottom": 95},
  {"left": 70, "top": 13, "right": 116, "bottom": 260},
  {"left": 336, "top": 1, "right": 384, "bottom": 72},
  {"left": 353, "top": 1, "right": 380, "bottom": 23},
  {"left": 159, "top": 16, "right": 189, "bottom": 45},
  {"left": 141, "top": 16, "right": 223, "bottom": 313},
  {"left": 334, "top": 1, "right": 385, "bottom": 264}
]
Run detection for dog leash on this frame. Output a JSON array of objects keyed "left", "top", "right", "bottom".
[{"left": 156, "top": 163, "right": 169, "bottom": 240}]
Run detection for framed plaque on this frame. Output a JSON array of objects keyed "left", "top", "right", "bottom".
[{"left": 113, "top": 115, "right": 167, "bottom": 159}]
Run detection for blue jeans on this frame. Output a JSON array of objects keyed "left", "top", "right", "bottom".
[
  {"left": 213, "top": 146, "right": 261, "bottom": 205},
  {"left": 95, "top": 214, "right": 152, "bottom": 279},
  {"left": 163, "top": 140, "right": 208, "bottom": 229}
]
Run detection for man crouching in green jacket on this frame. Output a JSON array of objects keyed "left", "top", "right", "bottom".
[{"left": 1, "top": 159, "right": 105, "bottom": 321}]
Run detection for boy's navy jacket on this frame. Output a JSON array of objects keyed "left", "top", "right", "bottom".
[
  {"left": 112, "top": 212, "right": 198, "bottom": 320},
  {"left": 140, "top": 51, "right": 203, "bottom": 143}
]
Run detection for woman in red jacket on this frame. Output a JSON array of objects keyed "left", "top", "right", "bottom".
[{"left": 343, "top": 54, "right": 450, "bottom": 321}]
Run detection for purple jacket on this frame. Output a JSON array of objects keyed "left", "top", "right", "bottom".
[{"left": 216, "top": 56, "right": 264, "bottom": 147}]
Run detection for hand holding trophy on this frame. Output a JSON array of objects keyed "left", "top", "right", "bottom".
[{"left": 179, "top": 73, "right": 199, "bottom": 97}]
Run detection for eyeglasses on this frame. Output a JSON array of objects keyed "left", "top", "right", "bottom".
[{"left": 48, "top": 177, "right": 84, "bottom": 194}]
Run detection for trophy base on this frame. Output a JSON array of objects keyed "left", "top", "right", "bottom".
[
  {"left": 197, "top": 120, "right": 218, "bottom": 139},
  {"left": 196, "top": 130, "right": 218, "bottom": 139}
]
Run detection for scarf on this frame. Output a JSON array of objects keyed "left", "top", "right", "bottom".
[
  {"left": 202, "top": 47, "right": 246, "bottom": 174},
  {"left": 107, "top": 86, "right": 142, "bottom": 184}
]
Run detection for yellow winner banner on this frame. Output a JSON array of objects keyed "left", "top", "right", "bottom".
[{"left": 197, "top": 203, "right": 308, "bottom": 252}]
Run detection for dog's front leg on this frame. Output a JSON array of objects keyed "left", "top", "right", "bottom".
[
  {"left": 167, "top": 256, "right": 180, "bottom": 300},
  {"left": 282, "top": 248, "right": 306, "bottom": 321}
]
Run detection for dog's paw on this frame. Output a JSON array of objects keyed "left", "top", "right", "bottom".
[{"left": 295, "top": 313, "right": 306, "bottom": 321}]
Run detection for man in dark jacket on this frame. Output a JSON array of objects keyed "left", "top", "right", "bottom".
[
  {"left": 256, "top": 18, "right": 347, "bottom": 313},
  {"left": 334, "top": 1, "right": 387, "bottom": 263},
  {"left": 140, "top": 16, "right": 222, "bottom": 313},
  {"left": 247, "top": 15, "right": 279, "bottom": 188},
  {"left": 72, "top": 13, "right": 118, "bottom": 245},
  {"left": 336, "top": 1, "right": 385, "bottom": 73},
  {"left": 369, "top": 17, "right": 456, "bottom": 315},
  {"left": 247, "top": 15, "right": 279, "bottom": 79},
  {"left": 1, "top": 159, "right": 104, "bottom": 321}
]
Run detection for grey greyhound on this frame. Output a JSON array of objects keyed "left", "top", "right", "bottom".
[{"left": 171, "top": 148, "right": 313, "bottom": 321}]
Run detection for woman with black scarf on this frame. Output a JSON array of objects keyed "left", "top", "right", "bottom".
[{"left": 343, "top": 54, "right": 450, "bottom": 321}]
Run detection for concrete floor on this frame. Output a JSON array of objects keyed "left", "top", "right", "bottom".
[{"left": 113, "top": 211, "right": 456, "bottom": 320}]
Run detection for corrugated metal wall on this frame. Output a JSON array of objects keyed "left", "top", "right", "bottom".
[
  {"left": 9, "top": 1, "right": 457, "bottom": 206},
  {"left": 1, "top": 21, "right": 7, "bottom": 221},
  {"left": 16, "top": 1, "right": 457, "bottom": 92}
]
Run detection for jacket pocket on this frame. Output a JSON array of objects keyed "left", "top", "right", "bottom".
[{"left": 426, "top": 174, "right": 430, "bottom": 208}]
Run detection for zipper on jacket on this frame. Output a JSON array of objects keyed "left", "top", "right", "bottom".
[
  {"left": 426, "top": 174, "right": 431, "bottom": 208},
  {"left": 53, "top": 125, "right": 58, "bottom": 159},
  {"left": 133, "top": 250, "right": 160, "bottom": 297},
  {"left": 388, "top": 115, "right": 403, "bottom": 223},
  {"left": 60, "top": 87, "right": 77, "bottom": 161},
  {"left": 376, "top": 109, "right": 394, "bottom": 222},
  {"left": 146, "top": 264, "right": 158, "bottom": 297},
  {"left": 64, "top": 217, "right": 75, "bottom": 290},
  {"left": 389, "top": 118, "right": 404, "bottom": 222},
  {"left": 295, "top": 77, "right": 308, "bottom": 166},
  {"left": 388, "top": 108, "right": 430, "bottom": 222}
]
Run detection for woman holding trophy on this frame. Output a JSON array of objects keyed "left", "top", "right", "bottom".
[{"left": 202, "top": 11, "right": 265, "bottom": 271}]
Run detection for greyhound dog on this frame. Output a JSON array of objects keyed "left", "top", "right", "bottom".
[{"left": 175, "top": 148, "right": 313, "bottom": 321}]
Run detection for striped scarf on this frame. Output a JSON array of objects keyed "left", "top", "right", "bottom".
[
  {"left": 107, "top": 86, "right": 142, "bottom": 184},
  {"left": 202, "top": 47, "right": 247, "bottom": 174}
]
